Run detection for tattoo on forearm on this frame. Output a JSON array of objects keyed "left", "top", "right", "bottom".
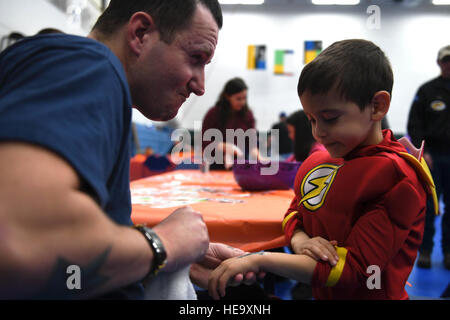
[
  {"left": 238, "top": 251, "right": 265, "bottom": 259},
  {"left": 39, "top": 246, "right": 112, "bottom": 299}
]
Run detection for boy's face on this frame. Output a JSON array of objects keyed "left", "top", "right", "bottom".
[{"left": 300, "top": 88, "right": 379, "bottom": 158}]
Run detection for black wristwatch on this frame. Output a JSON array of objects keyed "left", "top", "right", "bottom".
[{"left": 133, "top": 225, "right": 167, "bottom": 282}]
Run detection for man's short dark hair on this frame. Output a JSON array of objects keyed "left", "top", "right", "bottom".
[
  {"left": 92, "top": 0, "right": 223, "bottom": 43},
  {"left": 298, "top": 39, "right": 394, "bottom": 110}
]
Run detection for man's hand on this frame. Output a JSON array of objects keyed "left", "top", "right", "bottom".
[
  {"left": 153, "top": 207, "right": 209, "bottom": 273},
  {"left": 190, "top": 243, "right": 265, "bottom": 289}
]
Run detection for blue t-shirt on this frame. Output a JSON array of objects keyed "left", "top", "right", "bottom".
[{"left": 0, "top": 34, "right": 143, "bottom": 299}]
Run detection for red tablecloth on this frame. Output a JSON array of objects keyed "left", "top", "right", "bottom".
[{"left": 131, "top": 170, "right": 293, "bottom": 252}]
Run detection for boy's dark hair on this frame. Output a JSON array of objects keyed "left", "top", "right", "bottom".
[
  {"left": 216, "top": 77, "right": 250, "bottom": 129},
  {"left": 298, "top": 39, "right": 393, "bottom": 110},
  {"left": 92, "top": 0, "right": 223, "bottom": 43}
]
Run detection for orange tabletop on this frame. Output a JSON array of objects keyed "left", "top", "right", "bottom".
[
  {"left": 130, "top": 154, "right": 147, "bottom": 181},
  {"left": 131, "top": 170, "right": 293, "bottom": 252}
]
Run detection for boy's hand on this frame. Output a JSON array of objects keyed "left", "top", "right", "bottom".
[
  {"left": 292, "top": 236, "right": 339, "bottom": 266},
  {"left": 208, "top": 252, "right": 265, "bottom": 300},
  {"left": 190, "top": 243, "right": 265, "bottom": 289}
]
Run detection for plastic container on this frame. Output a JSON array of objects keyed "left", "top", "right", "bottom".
[{"left": 232, "top": 161, "right": 302, "bottom": 191}]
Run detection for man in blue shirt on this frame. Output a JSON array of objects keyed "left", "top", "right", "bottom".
[{"left": 0, "top": 0, "right": 249, "bottom": 299}]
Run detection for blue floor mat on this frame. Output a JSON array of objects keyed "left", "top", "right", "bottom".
[{"left": 406, "top": 213, "right": 450, "bottom": 299}]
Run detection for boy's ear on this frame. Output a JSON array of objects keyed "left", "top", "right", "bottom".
[
  {"left": 127, "top": 12, "right": 158, "bottom": 56},
  {"left": 370, "top": 91, "right": 390, "bottom": 121}
]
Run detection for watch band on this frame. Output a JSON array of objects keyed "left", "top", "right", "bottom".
[{"left": 133, "top": 225, "right": 167, "bottom": 283}]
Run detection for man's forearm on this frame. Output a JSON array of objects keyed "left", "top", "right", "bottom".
[
  {"left": 0, "top": 194, "right": 152, "bottom": 299},
  {"left": 0, "top": 142, "right": 154, "bottom": 299}
]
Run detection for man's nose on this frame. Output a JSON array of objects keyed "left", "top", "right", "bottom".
[{"left": 189, "top": 67, "right": 205, "bottom": 96}]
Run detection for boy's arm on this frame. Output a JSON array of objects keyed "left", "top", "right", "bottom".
[
  {"left": 290, "top": 227, "right": 311, "bottom": 253},
  {"left": 208, "top": 252, "right": 317, "bottom": 300},
  {"left": 283, "top": 169, "right": 338, "bottom": 264},
  {"left": 291, "top": 228, "right": 339, "bottom": 265}
]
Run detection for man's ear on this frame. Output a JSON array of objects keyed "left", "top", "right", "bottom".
[
  {"left": 127, "top": 12, "right": 158, "bottom": 56},
  {"left": 370, "top": 91, "right": 390, "bottom": 121}
]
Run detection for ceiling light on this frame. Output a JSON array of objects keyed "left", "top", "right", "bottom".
[
  {"left": 432, "top": 0, "right": 450, "bottom": 5},
  {"left": 312, "top": 0, "right": 360, "bottom": 5},
  {"left": 219, "top": 0, "right": 264, "bottom": 4}
]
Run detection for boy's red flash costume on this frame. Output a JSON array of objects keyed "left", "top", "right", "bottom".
[{"left": 282, "top": 130, "right": 439, "bottom": 300}]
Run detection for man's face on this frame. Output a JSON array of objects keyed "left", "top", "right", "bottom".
[
  {"left": 300, "top": 88, "right": 378, "bottom": 159},
  {"left": 438, "top": 56, "right": 450, "bottom": 79},
  {"left": 130, "top": 5, "right": 219, "bottom": 121}
]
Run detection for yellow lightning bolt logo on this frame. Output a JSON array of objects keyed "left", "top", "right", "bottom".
[
  {"left": 300, "top": 164, "right": 341, "bottom": 211},
  {"left": 300, "top": 175, "right": 331, "bottom": 205}
]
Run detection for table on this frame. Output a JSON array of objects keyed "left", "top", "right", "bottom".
[
  {"left": 129, "top": 152, "right": 196, "bottom": 181},
  {"left": 130, "top": 154, "right": 148, "bottom": 181},
  {"left": 131, "top": 170, "right": 294, "bottom": 252}
]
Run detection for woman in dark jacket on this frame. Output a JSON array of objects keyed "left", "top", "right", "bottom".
[{"left": 202, "top": 77, "right": 257, "bottom": 169}]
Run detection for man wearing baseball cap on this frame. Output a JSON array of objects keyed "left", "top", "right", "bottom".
[{"left": 407, "top": 45, "right": 450, "bottom": 270}]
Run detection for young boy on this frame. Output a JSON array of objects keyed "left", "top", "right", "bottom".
[{"left": 208, "top": 39, "right": 438, "bottom": 300}]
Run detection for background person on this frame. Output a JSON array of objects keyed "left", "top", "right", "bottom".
[
  {"left": 36, "top": 28, "right": 63, "bottom": 35},
  {"left": 201, "top": 77, "right": 257, "bottom": 170},
  {"left": 270, "top": 112, "right": 293, "bottom": 159},
  {"left": 407, "top": 45, "right": 450, "bottom": 269},
  {"left": 285, "top": 110, "right": 325, "bottom": 163}
]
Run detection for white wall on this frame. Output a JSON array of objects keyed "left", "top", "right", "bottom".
[
  {"left": 166, "top": 2, "right": 450, "bottom": 135},
  {"left": 1, "top": 1, "right": 449, "bottom": 134},
  {"left": 0, "top": 0, "right": 97, "bottom": 37}
]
